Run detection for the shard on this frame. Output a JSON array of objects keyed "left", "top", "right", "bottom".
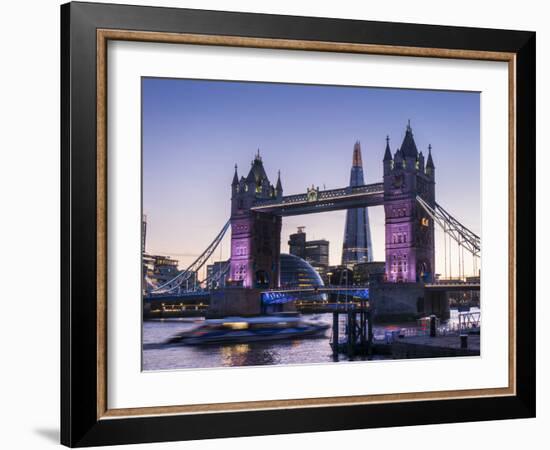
[{"left": 341, "top": 141, "right": 373, "bottom": 266}]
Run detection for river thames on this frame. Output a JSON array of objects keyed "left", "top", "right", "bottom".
[{"left": 142, "top": 309, "right": 478, "bottom": 371}]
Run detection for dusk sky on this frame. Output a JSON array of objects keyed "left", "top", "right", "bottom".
[{"left": 142, "top": 78, "right": 480, "bottom": 280}]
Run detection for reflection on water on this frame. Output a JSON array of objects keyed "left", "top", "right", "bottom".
[{"left": 142, "top": 310, "right": 479, "bottom": 371}]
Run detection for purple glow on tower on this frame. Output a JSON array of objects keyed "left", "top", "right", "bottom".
[
  {"left": 229, "top": 152, "right": 282, "bottom": 288},
  {"left": 383, "top": 122, "right": 435, "bottom": 283}
]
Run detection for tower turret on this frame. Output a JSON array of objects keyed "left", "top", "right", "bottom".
[
  {"left": 401, "top": 120, "right": 419, "bottom": 158},
  {"left": 401, "top": 120, "right": 418, "bottom": 170},
  {"left": 418, "top": 151, "right": 425, "bottom": 173},
  {"left": 394, "top": 147, "right": 404, "bottom": 169},
  {"left": 231, "top": 164, "right": 239, "bottom": 194},
  {"left": 426, "top": 144, "right": 435, "bottom": 178},
  {"left": 383, "top": 135, "right": 393, "bottom": 175},
  {"left": 275, "top": 170, "right": 283, "bottom": 199},
  {"left": 245, "top": 149, "right": 273, "bottom": 197}
]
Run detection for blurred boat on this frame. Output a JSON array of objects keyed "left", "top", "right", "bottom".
[{"left": 165, "top": 315, "right": 329, "bottom": 345}]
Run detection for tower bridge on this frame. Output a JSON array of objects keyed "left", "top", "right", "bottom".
[{"left": 147, "top": 122, "right": 480, "bottom": 320}]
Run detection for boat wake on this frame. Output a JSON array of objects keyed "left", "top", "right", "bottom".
[{"left": 162, "top": 315, "right": 330, "bottom": 346}]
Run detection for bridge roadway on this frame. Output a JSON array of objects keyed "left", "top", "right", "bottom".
[
  {"left": 145, "top": 286, "right": 371, "bottom": 306},
  {"left": 262, "top": 286, "right": 370, "bottom": 294},
  {"left": 250, "top": 182, "right": 384, "bottom": 216},
  {"left": 145, "top": 282, "right": 480, "bottom": 307}
]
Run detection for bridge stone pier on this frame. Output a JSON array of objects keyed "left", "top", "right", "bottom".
[
  {"left": 209, "top": 287, "right": 264, "bottom": 317},
  {"left": 369, "top": 282, "right": 450, "bottom": 322}
]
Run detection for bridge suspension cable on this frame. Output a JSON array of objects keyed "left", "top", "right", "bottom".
[
  {"left": 151, "top": 220, "right": 230, "bottom": 294},
  {"left": 416, "top": 196, "right": 480, "bottom": 258}
]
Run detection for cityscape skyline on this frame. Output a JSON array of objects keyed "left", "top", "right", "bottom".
[{"left": 143, "top": 78, "right": 480, "bottom": 279}]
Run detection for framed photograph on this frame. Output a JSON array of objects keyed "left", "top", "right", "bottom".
[{"left": 61, "top": 1, "right": 535, "bottom": 447}]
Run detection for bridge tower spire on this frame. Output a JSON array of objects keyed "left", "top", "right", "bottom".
[
  {"left": 383, "top": 135, "right": 393, "bottom": 175},
  {"left": 426, "top": 144, "right": 435, "bottom": 177},
  {"left": 231, "top": 164, "right": 239, "bottom": 187},
  {"left": 383, "top": 122, "right": 435, "bottom": 283},
  {"left": 275, "top": 170, "right": 283, "bottom": 199}
]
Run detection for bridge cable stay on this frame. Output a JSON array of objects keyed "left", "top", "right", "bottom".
[
  {"left": 197, "top": 222, "right": 229, "bottom": 290},
  {"left": 184, "top": 260, "right": 231, "bottom": 292},
  {"left": 457, "top": 234, "right": 462, "bottom": 279},
  {"left": 199, "top": 226, "right": 227, "bottom": 288},
  {"left": 201, "top": 240, "right": 229, "bottom": 289},
  {"left": 218, "top": 231, "right": 223, "bottom": 281},
  {"left": 151, "top": 220, "right": 231, "bottom": 294},
  {"left": 449, "top": 231, "right": 453, "bottom": 278},
  {"left": 443, "top": 222, "right": 448, "bottom": 278},
  {"left": 461, "top": 236, "right": 466, "bottom": 279},
  {"left": 416, "top": 196, "right": 480, "bottom": 258}
]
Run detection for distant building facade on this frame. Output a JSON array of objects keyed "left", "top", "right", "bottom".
[
  {"left": 288, "top": 227, "right": 330, "bottom": 283},
  {"left": 142, "top": 215, "right": 190, "bottom": 292},
  {"left": 326, "top": 265, "right": 354, "bottom": 286},
  {"left": 288, "top": 227, "right": 307, "bottom": 259},
  {"left": 206, "top": 260, "right": 229, "bottom": 290},
  {"left": 305, "top": 239, "right": 329, "bottom": 267},
  {"left": 142, "top": 254, "right": 194, "bottom": 293},
  {"left": 353, "top": 261, "right": 386, "bottom": 284}
]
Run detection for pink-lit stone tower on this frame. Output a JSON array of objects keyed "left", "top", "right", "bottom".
[
  {"left": 229, "top": 151, "right": 282, "bottom": 289},
  {"left": 383, "top": 122, "right": 436, "bottom": 283}
]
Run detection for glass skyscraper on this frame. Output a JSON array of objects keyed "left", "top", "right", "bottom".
[{"left": 341, "top": 141, "right": 373, "bottom": 266}]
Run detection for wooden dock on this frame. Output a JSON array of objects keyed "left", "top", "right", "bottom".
[
  {"left": 330, "top": 305, "right": 373, "bottom": 357},
  {"left": 389, "top": 334, "right": 480, "bottom": 358},
  {"left": 331, "top": 310, "right": 480, "bottom": 359}
]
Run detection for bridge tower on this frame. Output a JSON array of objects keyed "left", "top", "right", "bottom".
[
  {"left": 383, "top": 122, "right": 436, "bottom": 283},
  {"left": 229, "top": 151, "right": 282, "bottom": 289}
]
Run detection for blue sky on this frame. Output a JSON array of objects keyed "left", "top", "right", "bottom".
[{"left": 142, "top": 78, "right": 480, "bottom": 279}]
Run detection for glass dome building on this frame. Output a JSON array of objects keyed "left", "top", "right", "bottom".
[
  {"left": 261, "top": 254, "right": 327, "bottom": 310},
  {"left": 279, "top": 253, "right": 324, "bottom": 289}
]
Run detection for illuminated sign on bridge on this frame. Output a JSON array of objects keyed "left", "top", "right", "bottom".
[{"left": 261, "top": 287, "right": 370, "bottom": 304}]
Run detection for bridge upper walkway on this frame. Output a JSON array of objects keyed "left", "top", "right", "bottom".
[{"left": 251, "top": 182, "right": 384, "bottom": 216}]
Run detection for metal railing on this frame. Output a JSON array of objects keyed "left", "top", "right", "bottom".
[{"left": 252, "top": 183, "right": 384, "bottom": 208}]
